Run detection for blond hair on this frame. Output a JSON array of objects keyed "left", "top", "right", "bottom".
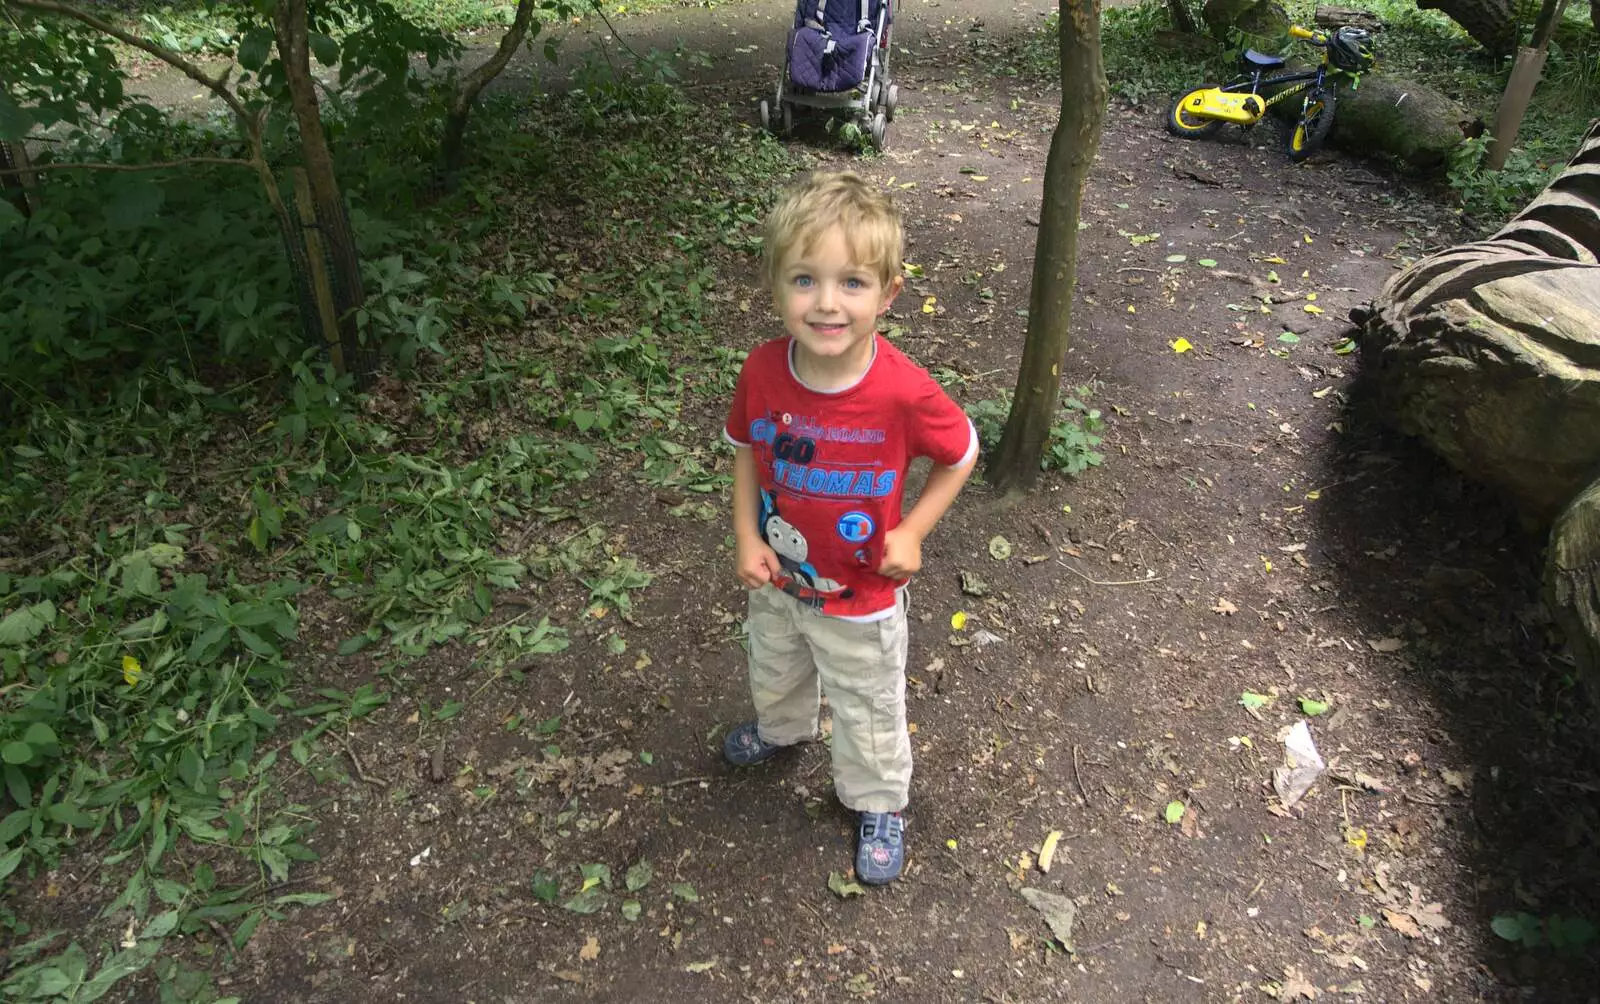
[{"left": 763, "top": 172, "right": 903, "bottom": 289}]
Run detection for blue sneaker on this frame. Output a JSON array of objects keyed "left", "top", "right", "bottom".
[
  {"left": 855, "top": 811, "right": 905, "bottom": 885},
  {"left": 723, "top": 722, "right": 785, "bottom": 766}
]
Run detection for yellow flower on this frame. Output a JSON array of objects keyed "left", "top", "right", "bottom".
[
  {"left": 950, "top": 611, "right": 968, "bottom": 631},
  {"left": 122, "top": 655, "right": 142, "bottom": 687}
]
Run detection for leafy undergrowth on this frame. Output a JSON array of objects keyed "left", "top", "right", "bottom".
[
  {"left": 0, "top": 61, "right": 798, "bottom": 1001},
  {"left": 1016, "top": 0, "right": 1600, "bottom": 230},
  {"left": 86, "top": 0, "right": 693, "bottom": 57}
]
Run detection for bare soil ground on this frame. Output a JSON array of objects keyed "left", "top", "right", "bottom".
[{"left": 100, "top": 2, "right": 1600, "bottom": 1002}]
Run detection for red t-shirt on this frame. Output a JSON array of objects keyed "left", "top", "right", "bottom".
[{"left": 724, "top": 336, "right": 977, "bottom": 620}]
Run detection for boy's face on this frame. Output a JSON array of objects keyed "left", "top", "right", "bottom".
[{"left": 774, "top": 225, "right": 903, "bottom": 373}]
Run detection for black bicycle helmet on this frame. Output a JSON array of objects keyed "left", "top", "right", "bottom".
[{"left": 1329, "top": 26, "right": 1376, "bottom": 72}]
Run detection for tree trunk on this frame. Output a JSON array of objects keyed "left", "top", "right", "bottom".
[
  {"left": 275, "top": 0, "right": 372, "bottom": 382},
  {"left": 440, "top": 0, "right": 539, "bottom": 179},
  {"left": 1357, "top": 120, "right": 1600, "bottom": 691},
  {"left": 987, "top": 0, "right": 1106, "bottom": 491},
  {"left": 1416, "top": 0, "right": 1517, "bottom": 56}
]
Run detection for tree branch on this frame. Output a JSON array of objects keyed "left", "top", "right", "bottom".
[
  {"left": 0, "top": 156, "right": 256, "bottom": 176},
  {"left": 6, "top": 0, "right": 253, "bottom": 126}
]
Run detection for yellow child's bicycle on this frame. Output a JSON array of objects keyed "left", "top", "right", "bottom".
[{"left": 1166, "top": 25, "right": 1377, "bottom": 160}]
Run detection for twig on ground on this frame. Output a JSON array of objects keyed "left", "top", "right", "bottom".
[
  {"left": 665, "top": 775, "right": 713, "bottom": 788},
  {"left": 1057, "top": 559, "right": 1166, "bottom": 587},
  {"left": 1072, "top": 744, "right": 1093, "bottom": 808},
  {"left": 344, "top": 737, "right": 387, "bottom": 786}
]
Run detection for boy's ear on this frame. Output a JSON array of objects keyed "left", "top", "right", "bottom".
[{"left": 878, "top": 274, "right": 905, "bottom": 315}]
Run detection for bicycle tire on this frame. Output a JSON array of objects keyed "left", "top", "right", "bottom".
[
  {"left": 1287, "top": 85, "right": 1337, "bottom": 160},
  {"left": 1166, "top": 86, "right": 1226, "bottom": 139}
]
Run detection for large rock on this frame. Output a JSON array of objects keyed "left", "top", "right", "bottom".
[{"left": 1326, "top": 73, "right": 1478, "bottom": 170}]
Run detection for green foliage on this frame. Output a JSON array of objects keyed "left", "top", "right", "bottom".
[
  {"left": 0, "top": 42, "right": 803, "bottom": 996},
  {"left": 1492, "top": 911, "right": 1599, "bottom": 954},
  {"left": 970, "top": 390, "right": 1106, "bottom": 476}
]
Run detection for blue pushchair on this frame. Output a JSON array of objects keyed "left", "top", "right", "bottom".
[{"left": 759, "top": 0, "right": 899, "bottom": 148}]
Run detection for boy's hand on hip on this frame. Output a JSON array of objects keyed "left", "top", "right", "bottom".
[
  {"left": 877, "top": 527, "right": 923, "bottom": 579},
  {"left": 736, "top": 538, "right": 784, "bottom": 589}
]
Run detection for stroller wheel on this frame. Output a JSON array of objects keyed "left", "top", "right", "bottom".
[
  {"left": 870, "top": 111, "right": 888, "bottom": 150},
  {"left": 759, "top": 100, "right": 771, "bottom": 131},
  {"left": 884, "top": 84, "right": 898, "bottom": 122},
  {"left": 867, "top": 82, "right": 880, "bottom": 109}
]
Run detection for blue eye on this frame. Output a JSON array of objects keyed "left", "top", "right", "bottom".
[
  {"left": 794, "top": 275, "right": 813, "bottom": 288},
  {"left": 845, "top": 278, "right": 864, "bottom": 290}
]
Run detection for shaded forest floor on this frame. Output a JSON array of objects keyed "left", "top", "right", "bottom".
[{"left": 12, "top": 0, "right": 1600, "bottom": 1001}]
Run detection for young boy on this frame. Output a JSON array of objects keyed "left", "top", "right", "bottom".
[{"left": 721, "top": 172, "right": 977, "bottom": 885}]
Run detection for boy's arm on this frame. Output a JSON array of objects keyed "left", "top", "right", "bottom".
[
  {"left": 733, "top": 446, "right": 782, "bottom": 588},
  {"left": 878, "top": 457, "right": 976, "bottom": 578}
]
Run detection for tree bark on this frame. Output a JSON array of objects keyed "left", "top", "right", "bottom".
[
  {"left": 440, "top": 0, "right": 539, "bottom": 178},
  {"left": 275, "top": 0, "right": 371, "bottom": 382},
  {"left": 987, "top": 0, "right": 1106, "bottom": 491},
  {"left": 1416, "top": 0, "right": 1517, "bottom": 56}
]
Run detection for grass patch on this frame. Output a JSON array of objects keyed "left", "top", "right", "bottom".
[{"left": 0, "top": 50, "right": 799, "bottom": 1000}]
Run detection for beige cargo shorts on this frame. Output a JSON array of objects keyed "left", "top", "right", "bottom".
[{"left": 745, "top": 584, "right": 911, "bottom": 813}]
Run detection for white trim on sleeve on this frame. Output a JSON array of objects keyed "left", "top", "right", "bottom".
[
  {"left": 950, "top": 418, "right": 979, "bottom": 469},
  {"left": 724, "top": 428, "right": 752, "bottom": 448}
]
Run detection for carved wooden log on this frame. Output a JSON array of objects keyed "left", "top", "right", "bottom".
[{"left": 1357, "top": 119, "right": 1600, "bottom": 694}]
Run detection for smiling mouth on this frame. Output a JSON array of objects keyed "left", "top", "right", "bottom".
[{"left": 809, "top": 323, "right": 848, "bottom": 335}]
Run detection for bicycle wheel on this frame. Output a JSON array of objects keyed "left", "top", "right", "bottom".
[
  {"left": 1287, "top": 85, "right": 1337, "bottom": 160},
  {"left": 1166, "top": 86, "right": 1225, "bottom": 139}
]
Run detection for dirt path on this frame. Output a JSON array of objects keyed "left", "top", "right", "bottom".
[{"left": 118, "top": 6, "right": 1600, "bottom": 1004}]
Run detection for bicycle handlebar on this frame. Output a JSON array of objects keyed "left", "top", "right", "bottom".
[{"left": 1288, "top": 24, "right": 1328, "bottom": 43}]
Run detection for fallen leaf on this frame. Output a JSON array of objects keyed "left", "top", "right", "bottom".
[
  {"left": 670, "top": 882, "right": 699, "bottom": 902},
  {"left": 959, "top": 571, "right": 989, "bottom": 596},
  {"left": 684, "top": 960, "right": 717, "bottom": 973},
  {"left": 1020, "top": 888, "right": 1077, "bottom": 950},
  {"left": 1038, "top": 830, "right": 1063, "bottom": 873},
  {"left": 1367, "top": 637, "right": 1406, "bottom": 653},
  {"left": 1299, "top": 697, "right": 1330, "bottom": 716},
  {"left": 1384, "top": 908, "right": 1422, "bottom": 938},
  {"left": 922, "top": 297, "right": 937, "bottom": 314},
  {"left": 620, "top": 900, "right": 642, "bottom": 921},
  {"left": 1197, "top": 258, "right": 1218, "bottom": 268},
  {"left": 989, "top": 535, "right": 1013, "bottom": 561},
  {"left": 1240, "top": 691, "right": 1272, "bottom": 710},
  {"left": 554, "top": 969, "right": 584, "bottom": 984},
  {"left": 579, "top": 936, "right": 600, "bottom": 962},
  {"left": 1166, "top": 254, "right": 1188, "bottom": 263},
  {"left": 1276, "top": 965, "right": 1321, "bottom": 1000},
  {"left": 1212, "top": 598, "right": 1238, "bottom": 615},
  {"left": 1439, "top": 768, "right": 1470, "bottom": 793},
  {"left": 1171, "top": 337, "right": 1193, "bottom": 353},
  {"left": 1164, "top": 800, "right": 1186, "bottom": 824},
  {"left": 625, "top": 860, "right": 654, "bottom": 892},
  {"left": 828, "top": 872, "right": 866, "bottom": 898}
]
